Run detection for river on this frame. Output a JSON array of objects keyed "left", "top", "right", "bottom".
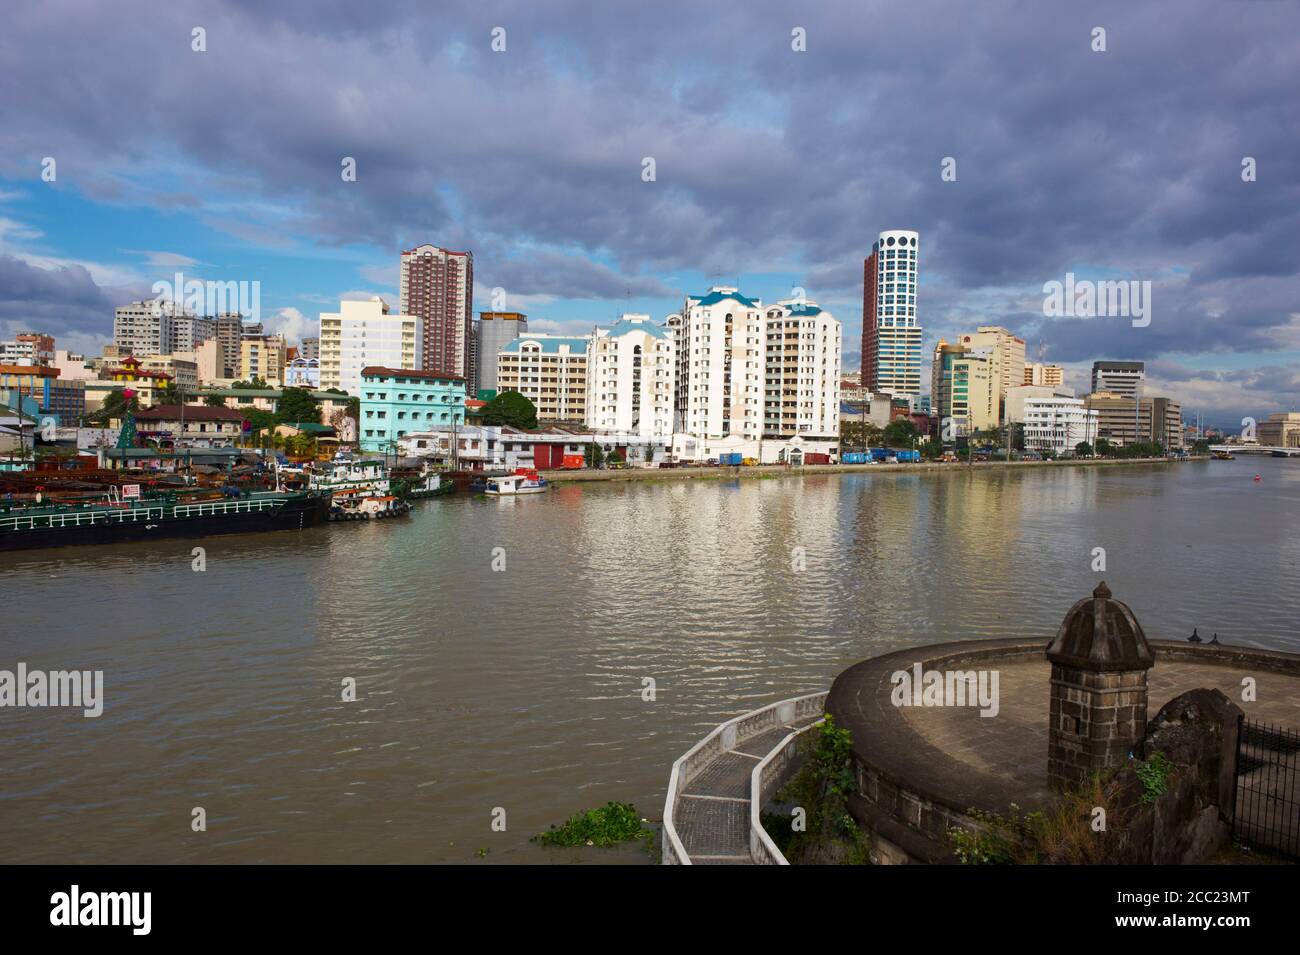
[{"left": 0, "top": 457, "right": 1293, "bottom": 863}]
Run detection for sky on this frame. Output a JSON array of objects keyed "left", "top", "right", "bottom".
[{"left": 1, "top": 0, "right": 1297, "bottom": 428}]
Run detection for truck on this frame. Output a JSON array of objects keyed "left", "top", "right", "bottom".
[
  {"left": 893, "top": 449, "right": 920, "bottom": 463},
  {"left": 719, "top": 452, "right": 743, "bottom": 466},
  {"left": 841, "top": 451, "right": 870, "bottom": 464},
  {"left": 803, "top": 452, "right": 832, "bottom": 465}
]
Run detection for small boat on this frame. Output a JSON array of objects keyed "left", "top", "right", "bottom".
[
  {"left": 1211, "top": 450, "right": 1235, "bottom": 461},
  {"left": 392, "top": 466, "right": 454, "bottom": 500},
  {"left": 484, "top": 469, "right": 549, "bottom": 496},
  {"left": 328, "top": 489, "right": 411, "bottom": 520},
  {"left": 309, "top": 453, "right": 391, "bottom": 495}
]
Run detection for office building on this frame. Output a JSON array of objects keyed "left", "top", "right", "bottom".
[
  {"left": 1091, "top": 360, "right": 1145, "bottom": 398},
  {"left": 475, "top": 312, "right": 527, "bottom": 393},
  {"left": 861, "top": 230, "right": 922, "bottom": 398}
]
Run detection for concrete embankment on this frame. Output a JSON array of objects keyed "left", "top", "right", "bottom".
[{"left": 539, "top": 456, "right": 1200, "bottom": 484}]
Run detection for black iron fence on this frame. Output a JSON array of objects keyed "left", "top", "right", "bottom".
[{"left": 1232, "top": 717, "right": 1300, "bottom": 859}]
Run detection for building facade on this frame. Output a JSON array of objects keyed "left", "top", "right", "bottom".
[
  {"left": 357, "top": 367, "right": 469, "bottom": 453},
  {"left": 1084, "top": 392, "right": 1183, "bottom": 450},
  {"left": 284, "top": 356, "right": 321, "bottom": 388},
  {"left": 0, "top": 365, "right": 86, "bottom": 422},
  {"left": 0, "top": 332, "right": 56, "bottom": 366},
  {"left": 586, "top": 314, "right": 675, "bottom": 438},
  {"left": 1024, "top": 362, "right": 1065, "bottom": 388},
  {"left": 1091, "top": 360, "right": 1145, "bottom": 397},
  {"left": 133, "top": 404, "right": 244, "bottom": 448},
  {"left": 497, "top": 334, "right": 591, "bottom": 423},
  {"left": 1023, "top": 396, "right": 1099, "bottom": 454},
  {"left": 931, "top": 340, "right": 997, "bottom": 437},
  {"left": 763, "top": 299, "right": 841, "bottom": 439},
  {"left": 318, "top": 298, "right": 423, "bottom": 395},
  {"left": 668, "top": 287, "right": 766, "bottom": 441},
  {"left": 239, "top": 334, "right": 287, "bottom": 385},
  {"left": 1258, "top": 412, "right": 1300, "bottom": 448},
  {"left": 399, "top": 244, "right": 473, "bottom": 380},
  {"left": 861, "top": 230, "right": 922, "bottom": 398},
  {"left": 956, "top": 326, "right": 1025, "bottom": 421},
  {"left": 475, "top": 311, "right": 527, "bottom": 393}
]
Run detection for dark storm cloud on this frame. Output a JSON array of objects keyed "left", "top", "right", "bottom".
[{"left": 1, "top": 0, "right": 1297, "bottom": 413}]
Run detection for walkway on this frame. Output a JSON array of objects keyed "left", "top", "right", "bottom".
[{"left": 662, "top": 693, "right": 827, "bottom": 865}]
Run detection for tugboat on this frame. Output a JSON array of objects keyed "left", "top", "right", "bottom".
[
  {"left": 327, "top": 489, "right": 411, "bottom": 521},
  {"left": 1211, "top": 449, "right": 1235, "bottom": 461}
]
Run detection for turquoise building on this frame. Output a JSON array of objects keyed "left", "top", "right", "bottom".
[{"left": 358, "top": 366, "right": 467, "bottom": 452}]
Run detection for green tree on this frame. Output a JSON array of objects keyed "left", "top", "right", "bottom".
[
  {"left": 882, "top": 418, "right": 920, "bottom": 448},
  {"left": 91, "top": 388, "right": 134, "bottom": 426},
  {"left": 1095, "top": 438, "right": 1114, "bottom": 457},
  {"left": 203, "top": 392, "right": 226, "bottom": 408},
  {"left": 1075, "top": 441, "right": 1093, "bottom": 457},
  {"left": 479, "top": 391, "right": 538, "bottom": 430},
  {"left": 584, "top": 442, "right": 605, "bottom": 468},
  {"left": 276, "top": 387, "right": 320, "bottom": 425},
  {"left": 156, "top": 381, "right": 183, "bottom": 405}
]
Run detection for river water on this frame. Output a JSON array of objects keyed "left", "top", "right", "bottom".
[{"left": 1, "top": 457, "right": 1294, "bottom": 863}]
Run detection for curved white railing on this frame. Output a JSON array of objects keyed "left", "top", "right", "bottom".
[
  {"left": 662, "top": 691, "right": 827, "bottom": 865},
  {"left": 749, "top": 716, "right": 826, "bottom": 864}
]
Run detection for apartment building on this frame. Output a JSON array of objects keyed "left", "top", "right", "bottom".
[
  {"left": 318, "top": 298, "right": 423, "bottom": 395},
  {"left": 586, "top": 314, "right": 675, "bottom": 438},
  {"left": 955, "top": 326, "right": 1025, "bottom": 420},
  {"left": 763, "top": 299, "right": 841, "bottom": 439},
  {"left": 667, "top": 287, "right": 766, "bottom": 441},
  {"left": 399, "top": 244, "right": 473, "bottom": 379},
  {"left": 357, "top": 366, "right": 468, "bottom": 453},
  {"left": 1024, "top": 362, "right": 1065, "bottom": 388},
  {"left": 239, "top": 335, "right": 287, "bottom": 385},
  {"left": 0, "top": 332, "right": 55, "bottom": 366},
  {"left": 497, "top": 334, "right": 590, "bottom": 423}
]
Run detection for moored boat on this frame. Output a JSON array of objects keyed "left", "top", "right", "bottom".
[
  {"left": 0, "top": 488, "right": 330, "bottom": 551},
  {"left": 484, "top": 469, "right": 549, "bottom": 496}
]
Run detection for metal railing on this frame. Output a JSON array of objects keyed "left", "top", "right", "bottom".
[
  {"left": 750, "top": 716, "right": 825, "bottom": 865},
  {"left": 1233, "top": 717, "right": 1300, "bottom": 860},
  {"left": 662, "top": 691, "right": 827, "bottom": 865}
]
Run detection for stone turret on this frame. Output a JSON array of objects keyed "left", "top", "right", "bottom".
[{"left": 1046, "top": 582, "right": 1155, "bottom": 790}]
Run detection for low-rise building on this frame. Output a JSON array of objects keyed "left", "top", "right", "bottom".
[
  {"left": 1023, "top": 396, "right": 1099, "bottom": 454},
  {"left": 284, "top": 356, "right": 320, "bottom": 388},
  {"left": 398, "top": 423, "right": 668, "bottom": 470},
  {"left": 0, "top": 364, "right": 86, "bottom": 422},
  {"left": 358, "top": 366, "right": 468, "bottom": 453},
  {"left": 132, "top": 404, "right": 245, "bottom": 448},
  {"left": 1084, "top": 391, "right": 1184, "bottom": 450},
  {"left": 1258, "top": 412, "right": 1300, "bottom": 448}
]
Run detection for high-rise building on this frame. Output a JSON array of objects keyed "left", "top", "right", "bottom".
[
  {"left": 667, "top": 287, "right": 766, "bottom": 440},
  {"left": 763, "top": 299, "right": 841, "bottom": 439},
  {"left": 399, "top": 244, "right": 473, "bottom": 379},
  {"left": 1091, "top": 360, "right": 1145, "bottom": 397},
  {"left": 299, "top": 337, "right": 319, "bottom": 361},
  {"left": 114, "top": 299, "right": 193, "bottom": 356},
  {"left": 475, "top": 312, "right": 527, "bottom": 393},
  {"left": 1024, "top": 362, "right": 1065, "bottom": 388},
  {"left": 496, "top": 333, "right": 590, "bottom": 423},
  {"left": 239, "top": 335, "right": 287, "bottom": 386},
  {"left": 956, "top": 326, "right": 1025, "bottom": 421},
  {"left": 213, "top": 314, "right": 245, "bottom": 378},
  {"left": 931, "top": 339, "right": 997, "bottom": 437},
  {"left": 586, "top": 314, "right": 675, "bottom": 437},
  {"left": 861, "top": 230, "right": 922, "bottom": 398},
  {"left": 318, "top": 298, "right": 423, "bottom": 395}
]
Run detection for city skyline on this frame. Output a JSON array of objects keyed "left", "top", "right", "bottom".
[{"left": 1, "top": 1, "right": 1297, "bottom": 427}]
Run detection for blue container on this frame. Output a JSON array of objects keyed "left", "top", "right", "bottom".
[{"left": 720, "top": 453, "right": 743, "bottom": 466}]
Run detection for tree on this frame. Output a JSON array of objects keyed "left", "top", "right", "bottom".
[
  {"left": 233, "top": 377, "right": 270, "bottom": 390},
  {"left": 1075, "top": 441, "right": 1093, "bottom": 458},
  {"left": 840, "top": 420, "right": 883, "bottom": 451},
  {"left": 882, "top": 418, "right": 920, "bottom": 448},
  {"left": 479, "top": 391, "right": 538, "bottom": 430},
  {"left": 1095, "top": 438, "right": 1114, "bottom": 457},
  {"left": 276, "top": 387, "right": 320, "bottom": 425},
  {"left": 91, "top": 388, "right": 134, "bottom": 426},
  {"left": 584, "top": 442, "right": 605, "bottom": 468},
  {"left": 156, "top": 381, "right": 183, "bottom": 405},
  {"left": 204, "top": 393, "right": 226, "bottom": 408}
]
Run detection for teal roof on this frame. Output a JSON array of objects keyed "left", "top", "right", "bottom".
[
  {"left": 501, "top": 336, "right": 590, "bottom": 354},
  {"left": 690, "top": 290, "right": 758, "bottom": 308},
  {"left": 784, "top": 302, "right": 823, "bottom": 316},
  {"left": 603, "top": 318, "right": 669, "bottom": 340}
]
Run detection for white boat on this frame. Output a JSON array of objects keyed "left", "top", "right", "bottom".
[
  {"left": 308, "top": 454, "right": 390, "bottom": 495},
  {"left": 484, "top": 471, "right": 549, "bottom": 495}
]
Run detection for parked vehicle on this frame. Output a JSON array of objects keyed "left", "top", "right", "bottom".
[
  {"left": 742, "top": 457, "right": 759, "bottom": 466},
  {"left": 719, "top": 453, "right": 743, "bottom": 466},
  {"left": 893, "top": 449, "right": 920, "bottom": 463},
  {"left": 841, "top": 451, "right": 869, "bottom": 465}
]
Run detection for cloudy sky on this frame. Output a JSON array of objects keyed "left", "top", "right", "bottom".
[{"left": 1, "top": 0, "right": 1297, "bottom": 426}]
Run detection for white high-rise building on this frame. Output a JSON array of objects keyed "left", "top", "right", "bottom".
[
  {"left": 763, "top": 299, "right": 841, "bottom": 438},
  {"left": 114, "top": 299, "right": 194, "bottom": 356},
  {"left": 1023, "top": 396, "right": 1099, "bottom": 455},
  {"left": 318, "top": 297, "right": 423, "bottom": 395},
  {"left": 667, "top": 287, "right": 766, "bottom": 440},
  {"left": 586, "top": 314, "right": 676, "bottom": 438},
  {"left": 862, "top": 229, "right": 923, "bottom": 399}
]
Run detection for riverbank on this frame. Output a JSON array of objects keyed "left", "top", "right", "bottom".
[{"left": 539, "top": 455, "right": 1204, "bottom": 484}]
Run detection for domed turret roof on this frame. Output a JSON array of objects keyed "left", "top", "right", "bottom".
[{"left": 1046, "top": 582, "right": 1155, "bottom": 671}]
